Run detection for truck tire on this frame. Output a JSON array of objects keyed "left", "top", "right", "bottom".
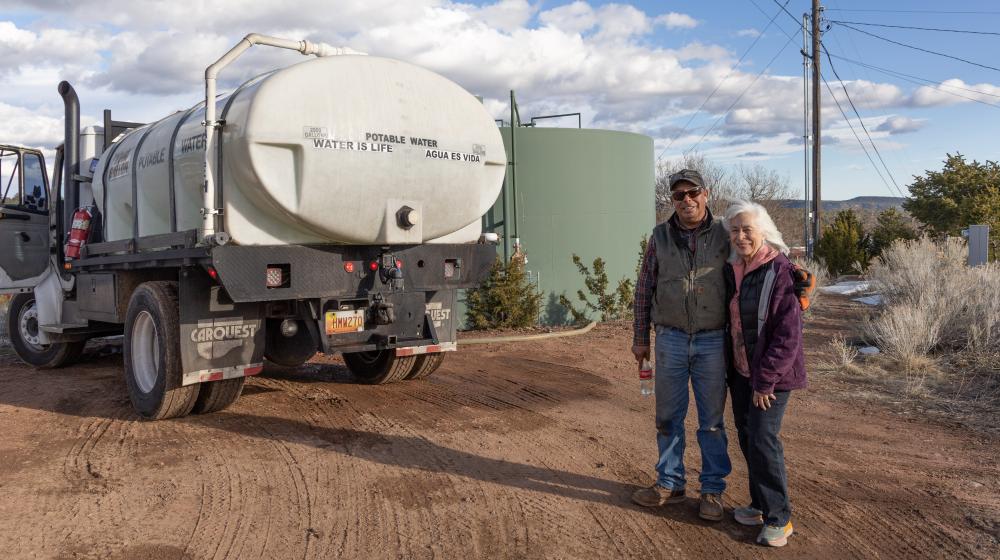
[
  {"left": 342, "top": 350, "right": 416, "bottom": 385},
  {"left": 192, "top": 377, "right": 245, "bottom": 414},
  {"left": 7, "top": 292, "right": 85, "bottom": 368},
  {"left": 123, "top": 281, "right": 198, "bottom": 420},
  {"left": 264, "top": 320, "right": 316, "bottom": 367},
  {"left": 405, "top": 352, "right": 446, "bottom": 380}
]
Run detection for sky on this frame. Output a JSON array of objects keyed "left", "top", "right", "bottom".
[{"left": 1, "top": 0, "right": 999, "bottom": 201}]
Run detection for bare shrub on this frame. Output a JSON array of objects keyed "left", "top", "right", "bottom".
[
  {"left": 816, "top": 334, "right": 867, "bottom": 376},
  {"left": 866, "top": 301, "right": 943, "bottom": 365},
  {"left": 865, "top": 236, "right": 1000, "bottom": 372}
]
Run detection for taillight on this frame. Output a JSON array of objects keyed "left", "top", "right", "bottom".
[
  {"left": 207, "top": 266, "right": 219, "bottom": 281},
  {"left": 344, "top": 262, "right": 355, "bottom": 273},
  {"left": 395, "top": 259, "right": 403, "bottom": 268},
  {"left": 266, "top": 266, "right": 283, "bottom": 288},
  {"left": 369, "top": 261, "right": 379, "bottom": 271}
]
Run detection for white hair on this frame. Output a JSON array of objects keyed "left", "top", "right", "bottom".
[{"left": 723, "top": 200, "right": 789, "bottom": 261}]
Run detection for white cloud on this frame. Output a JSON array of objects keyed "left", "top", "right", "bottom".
[
  {"left": 655, "top": 12, "right": 699, "bottom": 29},
  {"left": 538, "top": 1, "right": 596, "bottom": 34},
  {"left": 593, "top": 4, "right": 653, "bottom": 40},
  {"left": 0, "top": 21, "right": 104, "bottom": 78},
  {"left": 910, "top": 78, "right": 1000, "bottom": 107},
  {"left": 736, "top": 28, "right": 761, "bottom": 38},
  {"left": 874, "top": 115, "right": 925, "bottom": 135},
  {"left": 0, "top": 101, "right": 64, "bottom": 147},
  {"left": 465, "top": 0, "right": 536, "bottom": 32},
  {"left": 842, "top": 80, "right": 906, "bottom": 109},
  {"left": 668, "top": 42, "right": 731, "bottom": 62}
]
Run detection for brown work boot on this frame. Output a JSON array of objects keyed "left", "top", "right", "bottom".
[
  {"left": 631, "top": 484, "right": 685, "bottom": 507},
  {"left": 699, "top": 493, "right": 724, "bottom": 521}
]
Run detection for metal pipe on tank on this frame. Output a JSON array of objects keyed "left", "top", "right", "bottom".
[
  {"left": 57, "top": 81, "right": 80, "bottom": 240},
  {"left": 202, "top": 33, "right": 364, "bottom": 244},
  {"left": 509, "top": 91, "right": 521, "bottom": 259}
]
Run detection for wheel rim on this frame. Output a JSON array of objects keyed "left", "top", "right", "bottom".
[
  {"left": 131, "top": 310, "right": 160, "bottom": 394},
  {"left": 17, "top": 298, "right": 46, "bottom": 352}
]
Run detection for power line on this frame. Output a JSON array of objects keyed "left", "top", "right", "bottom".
[
  {"left": 822, "top": 45, "right": 906, "bottom": 198},
  {"left": 684, "top": 33, "right": 797, "bottom": 155},
  {"left": 770, "top": 0, "right": 805, "bottom": 30},
  {"left": 746, "top": 0, "right": 799, "bottom": 40},
  {"left": 827, "top": 52, "right": 1000, "bottom": 108},
  {"left": 824, "top": 9, "right": 1000, "bottom": 15},
  {"left": 829, "top": 20, "right": 1000, "bottom": 36},
  {"left": 820, "top": 73, "right": 895, "bottom": 195},
  {"left": 827, "top": 53, "right": 1000, "bottom": 98},
  {"left": 656, "top": 0, "right": 791, "bottom": 161},
  {"left": 835, "top": 22, "right": 1000, "bottom": 73}
]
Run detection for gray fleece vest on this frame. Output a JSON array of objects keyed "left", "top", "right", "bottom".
[{"left": 651, "top": 217, "right": 730, "bottom": 333}]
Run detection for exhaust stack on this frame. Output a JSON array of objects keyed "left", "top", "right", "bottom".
[{"left": 58, "top": 81, "right": 80, "bottom": 233}]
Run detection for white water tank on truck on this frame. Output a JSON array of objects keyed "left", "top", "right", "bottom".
[{"left": 91, "top": 55, "right": 506, "bottom": 246}]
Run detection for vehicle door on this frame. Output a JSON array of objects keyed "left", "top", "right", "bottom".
[{"left": 0, "top": 146, "right": 52, "bottom": 289}]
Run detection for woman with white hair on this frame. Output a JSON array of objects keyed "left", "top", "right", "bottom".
[{"left": 723, "top": 200, "right": 807, "bottom": 548}]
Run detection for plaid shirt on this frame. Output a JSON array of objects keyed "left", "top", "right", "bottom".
[{"left": 632, "top": 214, "right": 705, "bottom": 346}]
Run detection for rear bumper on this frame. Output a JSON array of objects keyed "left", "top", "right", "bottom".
[{"left": 395, "top": 341, "right": 457, "bottom": 356}]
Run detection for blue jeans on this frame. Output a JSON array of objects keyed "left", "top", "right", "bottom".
[
  {"left": 729, "top": 373, "right": 792, "bottom": 526},
  {"left": 653, "top": 326, "right": 731, "bottom": 494}
]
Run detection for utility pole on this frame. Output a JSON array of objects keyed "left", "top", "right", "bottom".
[
  {"left": 801, "top": 12, "right": 811, "bottom": 257},
  {"left": 811, "top": 0, "right": 823, "bottom": 245}
]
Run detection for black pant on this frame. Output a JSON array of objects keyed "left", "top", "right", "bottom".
[{"left": 729, "top": 373, "right": 792, "bottom": 526}]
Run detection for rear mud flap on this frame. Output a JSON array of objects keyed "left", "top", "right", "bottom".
[
  {"left": 179, "top": 268, "right": 265, "bottom": 386},
  {"left": 425, "top": 290, "right": 457, "bottom": 344}
]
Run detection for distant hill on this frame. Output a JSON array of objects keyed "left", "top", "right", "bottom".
[{"left": 780, "top": 196, "right": 905, "bottom": 212}]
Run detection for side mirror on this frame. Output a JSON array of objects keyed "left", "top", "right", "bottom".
[{"left": 32, "top": 185, "right": 42, "bottom": 199}]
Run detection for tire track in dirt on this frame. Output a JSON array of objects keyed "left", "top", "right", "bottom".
[
  {"left": 247, "top": 374, "right": 372, "bottom": 559},
  {"left": 356, "top": 411, "right": 530, "bottom": 559},
  {"left": 56, "top": 409, "right": 133, "bottom": 550},
  {"left": 353, "top": 357, "right": 650, "bottom": 558},
  {"left": 263, "top": 364, "right": 541, "bottom": 559},
  {"left": 794, "top": 473, "right": 980, "bottom": 559},
  {"left": 183, "top": 406, "right": 298, "bottom": 560}
]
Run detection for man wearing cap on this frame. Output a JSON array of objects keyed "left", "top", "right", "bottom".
[{"left": 631, "top": 168, "right": 732, "bottom": 521}]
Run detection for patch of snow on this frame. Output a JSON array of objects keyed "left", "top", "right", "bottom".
[
  {"left": 818, "top": 281, "right": 870, "bottom": 295},
  {"left": 853, "top": 295, "right": 883, "bottom": 306}
]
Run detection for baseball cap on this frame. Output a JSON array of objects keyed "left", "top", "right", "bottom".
[{"left": 669, "top": 169, "right": 705, "bottom": 190}]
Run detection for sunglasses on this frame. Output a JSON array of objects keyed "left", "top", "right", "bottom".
[{"left": 671, "top": 186, "right": 705, "bottom": 201}]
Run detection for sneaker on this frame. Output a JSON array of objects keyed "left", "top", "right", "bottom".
[
  {"left": 631, "top": 484, "right": 686, "bottom": 507},
  {"left": 734, "top": 506, "right": 764, "bottom": 526},
  {"left": 698, "top": 493, "right": 724, "bottom": 521},
  {"left": 757, "top": 522, "right": 794, "bottom": 547}
]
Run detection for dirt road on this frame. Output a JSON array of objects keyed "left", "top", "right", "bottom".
[{"left": 0, "top": 297, "right": 997, "bottom": 559}]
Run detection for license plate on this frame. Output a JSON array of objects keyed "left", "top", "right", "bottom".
[{"left": 325, "top": 309, "right": 365, "bottom": 335}]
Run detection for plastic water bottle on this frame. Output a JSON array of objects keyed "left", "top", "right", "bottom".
[{"left": 639, "top": 358, "right": 654, "bottom": 397}]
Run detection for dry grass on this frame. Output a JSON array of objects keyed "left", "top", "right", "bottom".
[
  {"left": 815, "top": 334, "right": 866, "bottom": 376},
  {"left": 866, "top": 237, "right": 1000, "bottom": 358},
  {"left": 844, "top": 237, "right": 1000, "bottom": 432}
]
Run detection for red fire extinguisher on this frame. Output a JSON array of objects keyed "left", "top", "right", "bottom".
[{"left": 64, "top": 207, "right": 93, "bottom": 261}]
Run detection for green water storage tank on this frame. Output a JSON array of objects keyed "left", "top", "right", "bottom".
[{"left": 484, "top": 126, "right": 654, "bottom": 324}]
